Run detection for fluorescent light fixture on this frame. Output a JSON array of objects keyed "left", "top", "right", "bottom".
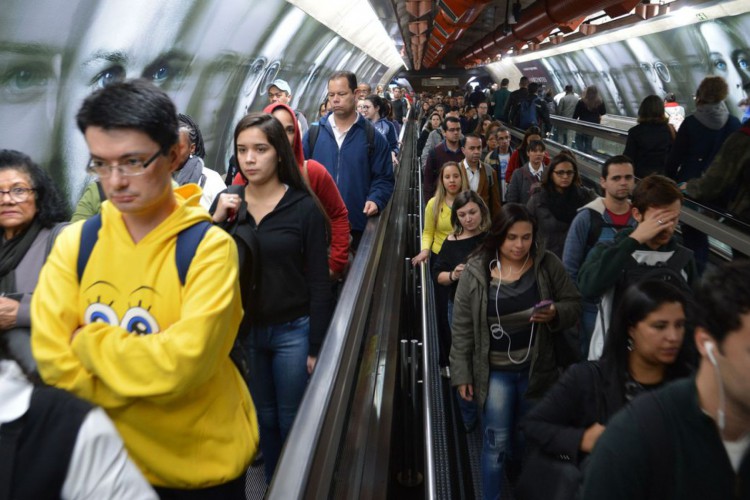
[
  {"left": 288, "top": 0, "right": 405, "bottom": 72},
  {"left": 509, "top": 0, "right": 750, "bottom": 63}
]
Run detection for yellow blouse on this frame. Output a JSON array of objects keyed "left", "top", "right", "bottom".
[{"left": 422, "top": 197, "right": 454, "bottom": 254}]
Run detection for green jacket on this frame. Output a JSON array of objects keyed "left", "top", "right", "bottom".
[
  {"left": 450, "top": 249, "right": 581, "bottom": 408},
  {"left": 686, "top": 125, "right": 750, "bottom": 223},
  {"left": 70, "top": 181, "right": 102, "bottom": 223},
  {"left": 577, "top": 227, "right": 697, "bottom": 301}
]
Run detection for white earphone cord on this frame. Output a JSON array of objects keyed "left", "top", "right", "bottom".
[
  {"left": 489, "top": 256, "right": 535, "bottom": 365},
  {"left": 707, "top": 343, "right": 726, "bottom": 432}
]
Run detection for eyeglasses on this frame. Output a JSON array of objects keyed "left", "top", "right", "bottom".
[
  {"left": 446, "top": 127, "right": 461, "bottom": 132},
  {"left": 0, "top": 187, "right": 35, "bottom": 202},
  {"left": 86, "top": 151, "right": 161, "bottom": 178},
  {"left": 553, "top": 170, "right": 575, "bottom": 177}
]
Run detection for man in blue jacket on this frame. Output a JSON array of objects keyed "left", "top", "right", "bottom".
[{"left": 304, "top": 71, "right": 394, "bottom": 247}]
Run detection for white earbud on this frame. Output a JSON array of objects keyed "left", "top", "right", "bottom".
[
  {"left": 705, "top": 341, "right": 726, "bottom": 432},
  {"left": 705, "top": 341, "right": 718, "bottom": 366}
]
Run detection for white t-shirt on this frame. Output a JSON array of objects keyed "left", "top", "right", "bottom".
[{"left": 0, "top": 360, "right": 157, "bottom": 499}]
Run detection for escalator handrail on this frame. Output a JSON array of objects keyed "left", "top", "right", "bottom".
[{"left": 268, "top": 209, "right": 388, "bottom": 498}]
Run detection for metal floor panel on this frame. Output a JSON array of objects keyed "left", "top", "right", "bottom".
[{"left": 245, "top": 462, "right": 267, "bottom": 500}]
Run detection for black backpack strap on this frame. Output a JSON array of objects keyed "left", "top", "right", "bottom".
[
  {"left": 175, "top": 221, "right": 212, "bottom": 286},
  {"left": 585, "top": 208, "right": 604, "bottom": 250},
  {"left": 77, "top": 214, "right": 102, "bottom": 282},
  {"left": 0, "top": 416, "right": 27, "bottom": 500},
  {"left": 667, "top": 246, "right": 694, "bottom": 273},
  {"left": 307, "top": 123, "right": 320, "bottom": 158},
  {"left": 629, "top": 391, "right": 674, "bottom": 499},
  {"left": 95, "top": 180, "right": 107, "bottom": 202},
  {"left": 362, "top": 118, "right": 376, "bottom": 158}
]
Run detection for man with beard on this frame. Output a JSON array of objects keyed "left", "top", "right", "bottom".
[
  {"left": 563, "top": 155, "right": 637, "bottom": 355},
  {"left": 460, "top": 134, "right": 501, "bottom": 219},
  {"left": 577, "top": 173, "right": 696, "bottom": 359}
]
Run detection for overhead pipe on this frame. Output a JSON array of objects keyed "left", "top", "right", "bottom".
[
  {"left": 421, "top": 0, "right": 493, "bottom": 69},
  {"left": 458, "top": 0, "right": 641, "bottom": 65}
]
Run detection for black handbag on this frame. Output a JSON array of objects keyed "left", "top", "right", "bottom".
[{"left": 515, "top": 362, "right": 602, "bottom": 500}]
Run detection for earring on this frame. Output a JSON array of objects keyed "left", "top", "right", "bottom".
[{"left": 627, "top": 337, "right": 634, "bottom": 352}]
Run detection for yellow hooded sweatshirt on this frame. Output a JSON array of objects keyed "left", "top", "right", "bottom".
[{"left": 31, "top": 185, "right": 258, "bottom": 488}]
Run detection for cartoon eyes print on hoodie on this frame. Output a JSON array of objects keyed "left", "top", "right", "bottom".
[{"left": 83, "top": 282, "right": 161, "bottom": 335}]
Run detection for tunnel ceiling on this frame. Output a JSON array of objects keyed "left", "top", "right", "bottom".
[{"left": 379, "top": 0, "right": 719, "bottom": 82}]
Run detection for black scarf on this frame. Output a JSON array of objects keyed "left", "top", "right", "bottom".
[
  {"left": 0, "top": 218, "right": 43, "bottom": 294},
  {"left": 542, "top": 187, "right": 588, "bottom": 225},
  {"left": 174, "top": 156, "right": 204, "bottom": 186}
]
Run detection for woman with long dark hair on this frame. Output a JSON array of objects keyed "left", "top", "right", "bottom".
[
  {"left": 573, "top": 86, "right": 606, "bottom": 153},
  {"left": 0, "top": 150, "right": 68, "bottom": 374},
  {"left": 211, "top": 113, "right": 333, "bottom": 483},
  {"left": 526, "top": 152, "right": 595, "bottom": 258},
  {"left": 521, "top": 281, "right": 693, "bottom": 499},
  {"left": 451, "top": 203, "right": 581, "bottom": 500},
  {"left": 360, "top": 93, "right": 399, "bottom": 162},
  {"left": 623, "top": 95, "right": 675, "bottom": 178}
]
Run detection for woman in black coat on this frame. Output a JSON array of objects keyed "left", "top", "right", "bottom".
[
  {"left": 623, "top": 95, "right": 675, "bottom": 178},
  {"left": 522, "top": 281, "right": 693, "bottom": 470}
]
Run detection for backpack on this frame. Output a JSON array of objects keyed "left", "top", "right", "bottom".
[
  {"left": 75, "top": 214, "right": 251, "bottom": 384},
  {"left": 585, "top": 208, "right": 632, "bottom": 252},
  {"left": 588, "top": 244, "right": 693, "bottom": 360},
  {"left": 518, "top": 97, "right": 539, "bottom": 130},
  {"left": 617, "top": 246, "right": 694, "bottom": 297},
  {"left": 307, "top": 118, "right": 376, "bottom": 159}
]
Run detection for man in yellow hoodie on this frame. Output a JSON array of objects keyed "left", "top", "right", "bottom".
[{"left": 31, "top": 79, "right": 258, "bottom": 498}]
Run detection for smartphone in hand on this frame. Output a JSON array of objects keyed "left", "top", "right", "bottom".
[{"left": 532, "top": 299, "right": 553, "bottom": 314}]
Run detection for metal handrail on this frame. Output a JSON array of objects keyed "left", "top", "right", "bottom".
[
  {"left": 509, "top": 124, "right": 750, "bottom": 257},
  {"left": 269, "top": 205, "right": 388, "bottom": 499},
  {"left": 414, "top": 121, "right": 438, "bottom": 498}
]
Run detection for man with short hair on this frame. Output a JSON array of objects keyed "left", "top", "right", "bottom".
[
  {"left": 582, "top": 260, "right": 750, "bottom": 500},
  {"left": 477, "top": 101, "right": 489, "bottom": 117},
  {"left": 303, "top": 71, "right": 394, "bottom": 247},
  {"left": 461, "top": 134, "right": 501, "bottom": 218},
  {"left": 563, "top": 155, "right": 637, "bottom": 354},
  {"left": 493, "top": 78, "right": 511, "bottom": 121},
  {"left": 391, "top": 86, "right": 409, "bottom": 124},
  {"left": 556, "top": 84, "right": 580, "bottom": 145},
  {"left": 423, "top": 116, "right": 464, "bottom": 200},
  {"left": 578, "top": 174, "right": 696, "bottom": 358},
  {"left": 31, "top": 79, "right": 257, "bottom": 497},
  {"left": 267, "top": 78, "right": 309, "bottom": 135},
  {"left": 506, "top": 76, "right": 529, "bottom": 127},
  {"left": 356, "top": 82, "right": 372, "bottom": 101},
  {"left": 488, "top": 126, "right": 514, "bottom": 200}
]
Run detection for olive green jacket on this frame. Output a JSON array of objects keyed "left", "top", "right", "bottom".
[{"left": 450, "top": 249, "right": 581, "bottom": 408}]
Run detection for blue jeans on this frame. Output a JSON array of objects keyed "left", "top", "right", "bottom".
[
  {"left": 243, "top": 316, "right": 310, "bottom": 483},
  {"left": 482, "top": 369, "right": 530, "bottom": 500}
]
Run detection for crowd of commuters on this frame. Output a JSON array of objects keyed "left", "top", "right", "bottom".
[
  {"left": 410, "top": 69, "right": 750, "bottom": 499},
  {"left": 2, "top": 58, "right": 750, "bottom": 500},
  {"left": 0, "top": 71, "right": 396, "bottom": 498}
]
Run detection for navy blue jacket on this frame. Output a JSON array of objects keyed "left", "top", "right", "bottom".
[{"left": 303, "top": 113, "right": 395, "bottom": 232}]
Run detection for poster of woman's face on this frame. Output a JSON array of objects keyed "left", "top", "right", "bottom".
[
  {"left": 514, "top": 11, "right": 750, "bottom": 119},
  {"left": 0, "top": 0, "right": 385, "bottom": 204}
]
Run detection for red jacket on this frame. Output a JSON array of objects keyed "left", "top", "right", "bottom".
[{"left": 233, "top": 103, "right": 350, "bottom": 275}]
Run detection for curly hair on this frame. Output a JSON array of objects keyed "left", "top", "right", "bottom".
[
  {"left": 695, "top": 76, "right": 729, "bottom": 105},
  {"left": 0, "top": 150, "right": 69, "bottom": 227}
]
